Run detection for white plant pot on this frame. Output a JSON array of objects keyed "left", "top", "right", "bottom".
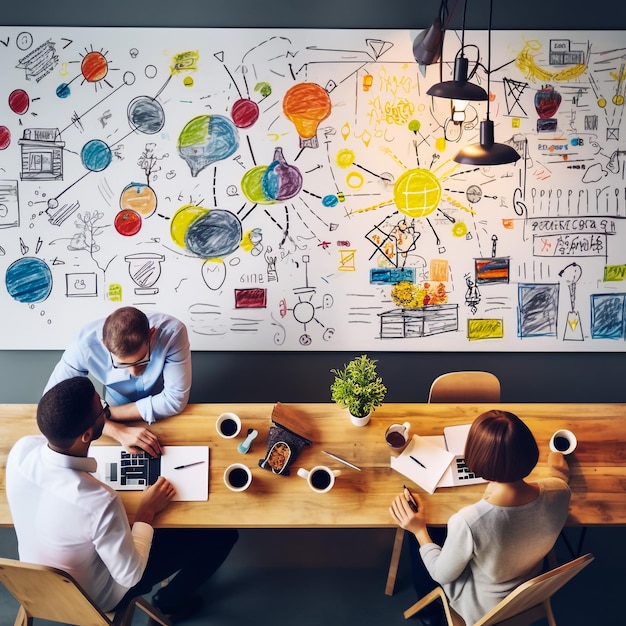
[{"left": 350, "top": 411, "right": 371, "bottom": 427}]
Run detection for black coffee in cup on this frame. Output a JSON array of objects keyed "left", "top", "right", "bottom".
[
  {"left": 554, "top": 436, "right": 570, "bottom": 452},
  {"left": 220, "top": 418, "right": 238, "bottom": 437},
  {"left": 386, "top": 431, "right": 407, "bottom": 448},
  {"left": 311, "top": 469, "right": 331, "bottom": 490},
  {"left": 228, "top": 467, "right": 249, "bottom": 488}
]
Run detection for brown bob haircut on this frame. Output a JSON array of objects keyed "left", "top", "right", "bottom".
[
  {"left": 102, "top": 306, "right": 150, "bottom": 357},
  {"left": 465, "top": 410, "right": 539, "bottom": 482}
]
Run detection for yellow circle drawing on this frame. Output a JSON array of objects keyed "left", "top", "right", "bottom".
[
  {"left": 452, "top": 222, "right": 468, "bottom": 237},
  {"left": 346, "top": 171, "right": 364, "bottom": 189},
  {"left": 393, "top": 168, "right": 441, "bottom": 218},
  {"left": 336, "top": 148, "right": 356, "bottom": 168}
]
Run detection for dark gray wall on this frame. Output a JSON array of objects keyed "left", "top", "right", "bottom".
[{"left": 2, "top": 1, "right": 625, "bottom": 404}]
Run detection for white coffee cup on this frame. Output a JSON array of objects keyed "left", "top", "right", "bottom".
[
  {"left": 385, "top": 421, "right": 411, "bottom": 449},
  {"left": 549, "top": 429, "right": 577, "bottom": 455},
  {"left": 297, "top": 465, "right": 341, "bottom": 493},
  {"left": 216, "top": 412, "right": 241, "bottom": 439},
  {"left": 224, "top": 463, "right": 252, "bottom": 492}
]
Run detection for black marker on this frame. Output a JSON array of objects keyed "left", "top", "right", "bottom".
[{"left": 403, "top": 485, "right": 418, "bottom": 512}]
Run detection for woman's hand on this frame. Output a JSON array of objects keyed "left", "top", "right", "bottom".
[{"left": 389, "top": 492, "right": 426, "bottom": 535}]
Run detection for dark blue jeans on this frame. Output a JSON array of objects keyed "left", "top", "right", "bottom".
[{"left": 116, "top": 527, "right": 238, "bottom": 611}]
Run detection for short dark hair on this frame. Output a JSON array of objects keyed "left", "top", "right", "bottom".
[
  {"left": 102, "top": 306, "right": 150, "bottom": 357},
  {"left": 37, "top": 377, "right": 98, "bottom": 447},
  {"left": 465, "top": 410, "right": 539, "bottom": 482}
]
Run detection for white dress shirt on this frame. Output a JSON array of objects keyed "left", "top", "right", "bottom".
[
  {"left": 6, "top": 435, "right": 153, "bottom": 612},
  {"left": 44, "top": 311, "right": 192, "bottom": 424}
]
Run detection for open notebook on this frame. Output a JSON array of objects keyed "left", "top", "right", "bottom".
[{"left": 89, "top": 445, "right": 209, "bottom": 501}]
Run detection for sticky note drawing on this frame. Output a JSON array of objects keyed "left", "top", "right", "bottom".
[{"left": 1, "top": 27, "right": 626, "bottom": 351}]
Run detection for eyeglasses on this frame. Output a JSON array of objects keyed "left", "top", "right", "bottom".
[
  {"left": 110, "top": 344, "right": 151, "bottom": 369},
  {"left": 96, "top": 399, "right": 111, "bottom": 421}
]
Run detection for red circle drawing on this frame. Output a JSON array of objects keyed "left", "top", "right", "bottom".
[
  {"left": 0, "top": 126, "right": 10, "bottom": 150},
  {"left": 114, "top": 209, "right": 142, "bottom": 236},
  {"left": 8, "top": 89, "right": 29, "bottom": 115},
  {"left": 231, "top": 98, "right": 259, "bottom": 128}
]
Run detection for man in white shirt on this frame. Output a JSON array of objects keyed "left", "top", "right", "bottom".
[
  {"left": 7, "top": 376, "right": 238, "bottom": 621},
  {"left": 44, "top": 306, "right": 192, "bottom": 456}
]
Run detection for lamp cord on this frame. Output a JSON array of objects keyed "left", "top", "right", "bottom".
[{"left": 486, "top": 0, "right": 493, "bottom": 120}]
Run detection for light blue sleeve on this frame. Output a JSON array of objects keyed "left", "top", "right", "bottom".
[{"left": 135, "top": 321, "right": 191, "bottom": 423}]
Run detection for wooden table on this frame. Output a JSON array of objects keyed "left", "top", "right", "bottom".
[{"left": 1, "top": 403, "right": 625, "bottom": 528}]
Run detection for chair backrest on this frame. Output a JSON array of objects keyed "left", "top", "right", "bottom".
[
  {"left": 476, "top": 553, "right": 594, "bottom": 626},
  {"left": 428, "top": 371, "right": 501, "bottom": 403},
  {"left": 0, "top": 557, "right": 112, "bottom": 625}
]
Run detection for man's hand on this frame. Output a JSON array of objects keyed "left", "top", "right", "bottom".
[
  {"left": 103, "top": 420, "right": 163, "bottom": 457},
  {"left": 135, "top": 477, "right": 176, "bottom": 525}
]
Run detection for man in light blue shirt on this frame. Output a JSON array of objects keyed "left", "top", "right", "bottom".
[{"left": 45, "top": 307, "right": 191, "bottom": 456}]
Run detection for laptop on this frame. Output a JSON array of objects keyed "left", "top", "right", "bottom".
[
  {"left": 436, "top": 424, "right": 486, "bottom": 488},
  {"left": 91, "top": 447, "right": 161, "bottom": 490},
  {"left": 89, "top": 445, "right": 210, "bottom": 500}
]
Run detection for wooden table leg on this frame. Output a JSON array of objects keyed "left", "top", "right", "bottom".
[{"left": 385, "top": 527, "right": 405, "bottom": 596}]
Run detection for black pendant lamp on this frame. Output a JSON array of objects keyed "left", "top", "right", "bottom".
[
  {"left": 427, "top": 0, "right": 488, "bottom": 102},
  {"left": 454, "top": 0, "right": 520, "bottom": 165}
]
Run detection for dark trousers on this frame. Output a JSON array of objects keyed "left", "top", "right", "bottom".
[
  {"left": 116, "top": 528, "right": 238, "bottom": 611},
  {"left": 407, "top": 527, "right": 447, "bottom": 599}
]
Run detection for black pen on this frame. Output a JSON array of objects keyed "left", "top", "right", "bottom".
[
  {"left": 410, "top": 455, "right": 426, "bottom": 469},
  {"left": 403, "top": 484, "right": 418, "bottom": 512},
  {"left": 174, "top": 461, "right": 206, "bottom": 470}
]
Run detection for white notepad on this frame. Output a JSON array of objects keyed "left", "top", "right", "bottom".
[
  {"left": 390, "top": 434, "right": 455, "bottom": 494},
  {"left": 89, "top": 445, "right": 209, "bottom": 501}
]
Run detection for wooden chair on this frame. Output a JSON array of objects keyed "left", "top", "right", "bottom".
[
  {"left": 403, "top": 552, "right": 594, "bottom": 625},
  {"left": 385, "top": 371, "right": 501, "bottom": 596},
  {"left": 428, "top": 371, "right": 501, "bottom": 403},
  {"left": 0, "top": 557, "right": 172, "bottom": 626}
]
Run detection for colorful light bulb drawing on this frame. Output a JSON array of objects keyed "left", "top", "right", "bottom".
[
  {"left": 241, "top": 147, "right": 302, "bottom": 204},
  {"left": 177, "top": 114, "right": 240, "bottom": 177},
  {"left": 171, "top": 204, "right": 242, "bottom": 258},
  {"left": 282, "top": 82, "right": 331, "bottom": 149}
]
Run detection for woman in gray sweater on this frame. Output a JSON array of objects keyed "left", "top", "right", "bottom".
[{"left": 389, "top": 410, "right": 571, "bottom": 626}]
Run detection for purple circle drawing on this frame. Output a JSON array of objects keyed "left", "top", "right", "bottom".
[{"left": 6, "top": 257, "right": 52, "bottom": 303}]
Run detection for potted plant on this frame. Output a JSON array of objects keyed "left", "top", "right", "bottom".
[{"left": 330, "top": 354, "right": 387, "bottom": 426}]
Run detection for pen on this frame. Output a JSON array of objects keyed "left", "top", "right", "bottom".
[
  {"left": 403, "top": 484, "right": 418, "bottom": 512},
  {"left": 174, "top": 461, "right": 206, "bottom": 470},
  {"left": 322, "top": 450, "right": 362, "bottom": 471},
  {"left": 410, "top": 455, "right": 426, "bottom": 469}
]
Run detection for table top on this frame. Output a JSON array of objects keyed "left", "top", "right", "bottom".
[{"left": 1, "top": 403, "right": 625, "bottom": 527}]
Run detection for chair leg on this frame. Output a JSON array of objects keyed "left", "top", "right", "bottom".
[
  {"left": 13, "top": 605, "right": 31, "bottom": 626},
  {"left": 544, "top": 599, "right": 557, "bottom": 626},
  {"left": 134, "top": 596, "right": 173, "bottom": 626},
  {"left": 385, "top": 527, "right": 405, "bottom": 596}
]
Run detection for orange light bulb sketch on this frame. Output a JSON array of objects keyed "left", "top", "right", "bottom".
[{"left": 283, "top": 82, "right": 331, "bottom": 149}]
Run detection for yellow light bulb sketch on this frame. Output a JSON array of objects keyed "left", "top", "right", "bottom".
[{"left": 393, "top": 168, "right": 441, "bottom": 219}]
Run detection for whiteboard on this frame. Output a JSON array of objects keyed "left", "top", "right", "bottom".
[{"left": 1, "top": 26, "right": 626, "bottom": 351}]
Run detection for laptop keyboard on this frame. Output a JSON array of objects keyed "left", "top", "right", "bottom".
[
  {"left": 120, "top": 451, "right": 160, "bottom": 486},
  {"left": 455, "top": 457, "right": 480, "bottom": 481}
]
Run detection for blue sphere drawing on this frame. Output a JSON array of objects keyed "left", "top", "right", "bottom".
[
  {"left": 81, "top": 139, "right": 113, "bottom": 172},
  {"left": 5, "top": 257, "right": 53, "bottom": 303}
]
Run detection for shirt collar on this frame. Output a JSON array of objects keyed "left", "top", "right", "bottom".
[{"left": 41, "top": 442, "right": 98, "bottom": 473}]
